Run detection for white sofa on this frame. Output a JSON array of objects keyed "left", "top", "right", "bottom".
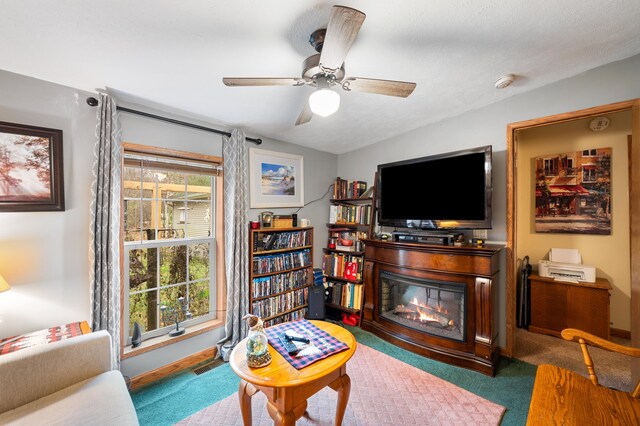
[{"left": 0, "top": 330, "right": 139, "bottom": 425}]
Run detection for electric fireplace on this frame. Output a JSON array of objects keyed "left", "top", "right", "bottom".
[
  {"left": 379, "top": 271, "right": 466, "bottom": 342},
  {"left": 361, "top": 239, "right": 502, "bottom": 376}
]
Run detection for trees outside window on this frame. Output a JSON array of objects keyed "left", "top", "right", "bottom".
[{"left": 122, "top": 147, "right": 221, "bottom": 342}]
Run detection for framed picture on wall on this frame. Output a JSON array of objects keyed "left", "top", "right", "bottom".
[
  {"left": 0, "top": 121, "right": 65, "bottom": 212},
  {"left": 534, "top": 147, "right": 611, "bottom": 234},
  {"left": 249, "top": 148, "right": 304, "bottom": 208}
]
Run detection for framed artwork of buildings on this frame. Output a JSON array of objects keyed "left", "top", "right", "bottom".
[{"left": 534, "top": 147, "right": 611, "bottom": 234}]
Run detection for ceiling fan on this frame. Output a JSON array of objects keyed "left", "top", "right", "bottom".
[{"left": 222, "top": 5, "right": 416, "bottom": 125}]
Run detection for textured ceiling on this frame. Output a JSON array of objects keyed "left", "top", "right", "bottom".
[{"left": 1, "top": 1, "right": 639, "bottom": 154}]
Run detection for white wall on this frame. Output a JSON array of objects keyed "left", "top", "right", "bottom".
[
  {"left": 0, "top": 69, "right": 95, "bottom": 337},
  {"left": 337, "top": 53, "right": 640, "bottom": 346}
]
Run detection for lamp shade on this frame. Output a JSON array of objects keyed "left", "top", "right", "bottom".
[
  {"left": 309, "top": 88, "right": 340, "bottom": 117},
  {"left": 0, "top": 274, "right": 10, "bottom": 293}
]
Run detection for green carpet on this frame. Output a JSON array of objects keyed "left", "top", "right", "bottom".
[{"left": 131, "top": 326, "right": 536, "bottom": 425}]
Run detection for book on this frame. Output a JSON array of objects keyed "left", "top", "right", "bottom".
[
  {"left": 349, "top": 284, "right": 355, "bottom": 308},
  {"left": 353, "top": 285, "right": 363, "bottom": 309},
  {"left": 263, "top": 234, "right": 277, "bottom": 251},
  {"left": 329, "top": 205, "right": 337, "bottom": 224}
]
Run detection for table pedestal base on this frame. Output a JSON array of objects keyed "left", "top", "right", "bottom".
[{"left": 238, "top": 366, "right": 351, "bottom": 426}]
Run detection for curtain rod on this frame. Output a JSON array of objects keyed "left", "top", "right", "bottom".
[{"left": 86, "top": 97, "right": 262, "bottom": 145}]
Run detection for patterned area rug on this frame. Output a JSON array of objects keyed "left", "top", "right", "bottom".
[{"left": 177, "top": 343, "right": 505, "bottom": 425}]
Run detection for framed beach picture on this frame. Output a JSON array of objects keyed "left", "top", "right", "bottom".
[
  {"left": 0, "top": 121, "right": 65, "bottom": 212},
  {"left": 249, "top": 148, "right": 304, "bottom": 208}
]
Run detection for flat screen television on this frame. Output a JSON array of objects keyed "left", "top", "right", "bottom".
[{"left": 376, "top": 145, "right": 492, "bottom": 230}]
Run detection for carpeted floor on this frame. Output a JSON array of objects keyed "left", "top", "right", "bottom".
[
  {"left": 177, "top": 343, "right": 506, "bottom": 425},
  {"left": 131, "top": 325, "right": 537, "bottom": 426},
  {"left": 515, "top": 327, "right": 632, "bottom": 392}
]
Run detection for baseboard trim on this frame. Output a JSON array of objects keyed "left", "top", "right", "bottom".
[
  {"left": 610, "top": 327, "right": 631, "bottom": 340},
  {"left": 129, "top": 347, "right": 217, "bottom": 390}
]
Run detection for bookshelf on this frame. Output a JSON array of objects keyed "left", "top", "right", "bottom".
[
  {"left": 322, "top": 177, "right": 375, "bottom": 324},
  {"left": 249, "top": 226, "right": 314, "bottom": 327}
]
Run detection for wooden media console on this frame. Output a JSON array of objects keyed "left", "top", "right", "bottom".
[{"left": 361, "top": 239, "right": 503, "bottom": 376}]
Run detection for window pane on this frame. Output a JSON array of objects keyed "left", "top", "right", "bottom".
[
  {"left": 123, "top": 166, "right": 142, "bottom": 198},
  {"left": 129, "top": 248, "right": 158, "bottom": 291},
  {"left": 159, "top": 285, "right": 187, "bottom": 327},
  {"left": 189, "top": 281, "right": 210, "bottom": 318},
  {"left": 187, "top": 174, "right": 212, "bottom": 200},
  {"left": 130, "top": 290, "right": 159, "bottom": 333},
  {"left": 160, "top": 245, "right": 187, "bottom": 286},
  {"left": 124, "top": 200, "right": 142, "bottom": 242},
  {"left": 189, "top": 243, "right": 210, "bottom": 281},
  {"left": 171, "top": 201, "right": 189, "bottom": 235},
  {"left": 140, "top": 171, "right": 159, "bottom": 208},
  {"left": 186, "top": 201, "right": 212, "bottom": 238},
  {"left": 141, "top": 199, "right": 154, "bottom": 240},
  {"left": 158, "top": 200, "right": 185, "bottom": 240},
  {"left": 160, "top": 171, "right": 187, "bottom": 199}
]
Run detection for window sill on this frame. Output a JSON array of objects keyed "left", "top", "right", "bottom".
[{"left": 121, "top": 318, "right": 224, "bottom": 360}]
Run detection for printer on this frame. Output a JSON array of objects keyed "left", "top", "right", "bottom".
[{"left": 538, "top": 248, "right": 596, "bottom": 283}]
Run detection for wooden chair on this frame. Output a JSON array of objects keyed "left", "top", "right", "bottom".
[{"left": 526, "top": 328, "right": 640, "bottom": 425}]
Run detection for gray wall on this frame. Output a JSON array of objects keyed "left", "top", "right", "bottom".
[
  {"left": 336, "top": 53, "right": 640, "bottom": 347},
  {"left": 245, "top": 139, "right": 337, "bottom": 267},
  {"left": 0, "top": 69, "right": 336, "bottom": 378}
]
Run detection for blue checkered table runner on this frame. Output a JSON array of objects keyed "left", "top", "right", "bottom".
[{"left": 265, "top": 319, "right": 350, "bottom": 370}]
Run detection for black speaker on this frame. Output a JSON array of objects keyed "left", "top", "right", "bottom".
[
  {"left": 307, "top": 286, "right": 325, "bottom": 320},
  {"left": 292, "top": 214, "right": 298, "bottom": 227}
]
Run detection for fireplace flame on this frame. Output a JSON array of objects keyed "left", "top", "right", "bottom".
[
  {"left": 410, "top": 297, "right": 449, "bottom": 315},
  {"left": 405, "top": 298, "right": 455, "bottom": 327},
  {"left": 418, "top": 311, "right": 432, "bottom": 322}
]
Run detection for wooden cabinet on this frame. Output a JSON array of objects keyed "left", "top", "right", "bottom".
[
  {"left": 249, "top": 226, "right": 314, "bottom": 327},
  {"left": 361, "top": 239, "right": 503, "bottom": 376},
  {"left": 529, "top": 274, "right": 611, "bottom": 339},
  {"left": 322, "top": 178, "right": 374, "bottom": 323}
]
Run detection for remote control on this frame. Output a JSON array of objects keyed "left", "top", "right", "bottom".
[
  {"left": 278, "top": 333, "right": 299, "bottom": 355},
  {"left": 285, "top": 335, "right": 310, "bottom": 344}
]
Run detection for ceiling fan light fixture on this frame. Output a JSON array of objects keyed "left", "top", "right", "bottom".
[{"left": 309, "top": 88, "right": 340, "bottom": 117}]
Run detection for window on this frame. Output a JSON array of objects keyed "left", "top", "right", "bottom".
[
  {"left": 543, "top": 158, "right": 558, "bottom": 176},
  {"left": 583, "top": 167, "right": 596, "bottom": 182},
  {"left": 122, "top": 144, "right": 223, "bottom": 344}
]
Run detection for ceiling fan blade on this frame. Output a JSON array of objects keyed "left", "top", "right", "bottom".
[
  {"left": 342, "top": 77, "right": 417, "bottom": 98},
  {"left": 319, "top": 6, "right": 366, "bottom": 72},
  {"left": 295, "top": 101, "right": 313, "bottom": 126},
  {"left": 223, "top": 77, "right": 306, "bottom": 87}
]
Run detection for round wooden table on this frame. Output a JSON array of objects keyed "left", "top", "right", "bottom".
[{"left": 229, "top": 320, "right": 357, "bottom": 426}]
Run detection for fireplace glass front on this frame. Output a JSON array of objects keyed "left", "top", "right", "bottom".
[{"left": 379, "top": 271, "right": 466, "bottom": 342}]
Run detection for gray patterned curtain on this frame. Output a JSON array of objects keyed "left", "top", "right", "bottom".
[
  {"left": 216, "top": 129, "right": 250, "bottom": 361},
  {"left": 89, "top": 93, "right": 122, "bottom": 370}
]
